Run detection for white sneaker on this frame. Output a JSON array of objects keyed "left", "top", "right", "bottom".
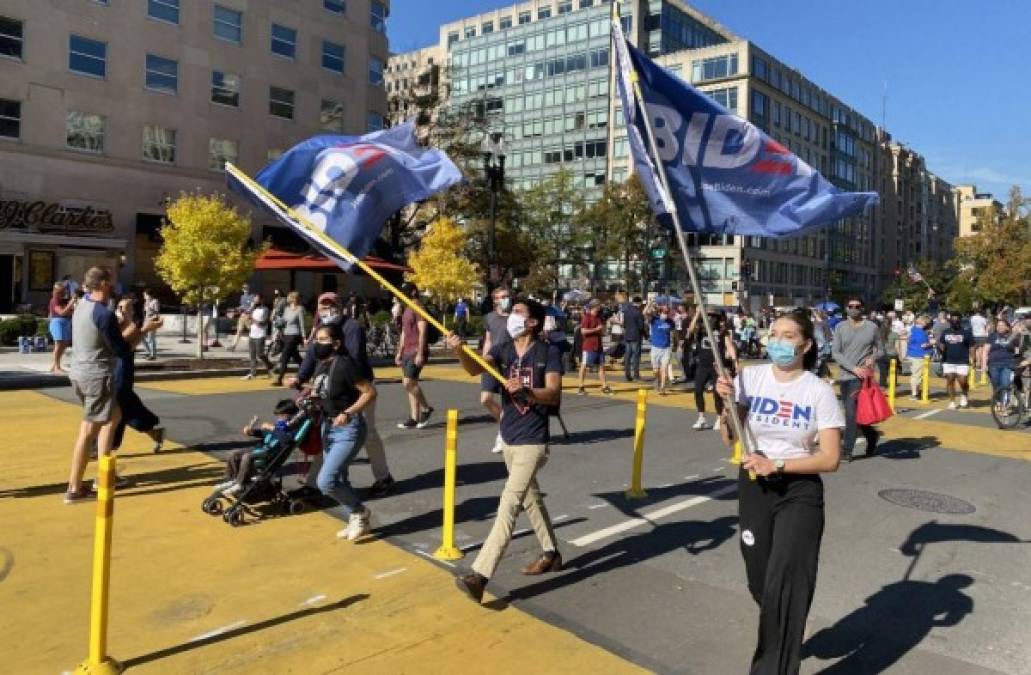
[
  {"left": 213, "top": 479, "right": 235, "bottom": 492},
  {"left": 713, "top": 417, "right": 721, "bottom": 432},
  {"left": 338, "top": 507, "right": 371, "bottom": 541},
  {"left": 692, "top": 415, "right": 707, "bottom": 430},
  {"left": 490, "top": 433, "right": 504, "bottom": 454},
  {"left": 959, "top": 395, "right": 969, "bottom": 408},
  {"left": 241, "top": 374, "right": 254, "bottom": 380},
  {"left": 947, "top": 400, "right": 958, "bottom": 410}
]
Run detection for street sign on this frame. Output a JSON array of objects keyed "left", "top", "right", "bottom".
[
  {"left": 894, "top": 298, "right": 905, "bottom": 311},
  {"left": 650, "top": 248, "right": 666, "bottom": 259}
]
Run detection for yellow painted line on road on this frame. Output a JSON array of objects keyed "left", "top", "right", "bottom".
[{"left": 0, "top": 391, "right": 643, "bottom": 674}]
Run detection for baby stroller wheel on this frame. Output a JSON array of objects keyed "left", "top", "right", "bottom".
[
  {"left": 202, "top": 497, "right": 224, "bottom": 515},
  {"left": 225, "top": 509, "right": 245, "bottom": 527},
  {"left": 288, "top": 500, "right": 306, "bottom": 515}
]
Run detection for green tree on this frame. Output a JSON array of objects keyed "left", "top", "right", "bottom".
[
  {"left": 155, "top": 192, "right": 262, "bottom": 358},
  {"left": 518, "top": 168, "right": 588, "bottom": 296},
  {"left": 953, "top": 187, "right": 1031, "bottom": 306},
  {"left": 407, "top": 217, "right": 478, "bottom": 323},
  {"left": 577, "top": 176, "right": 653, "bottom": 292}
]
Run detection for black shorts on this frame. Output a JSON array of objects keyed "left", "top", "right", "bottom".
[
  {"left": 402, "top": 356, "right": 423, "bottom": 380},
  {"left": 481, "top": 371, "right": 500, "bottom": 393}
]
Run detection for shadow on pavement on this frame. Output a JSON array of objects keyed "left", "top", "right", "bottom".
[
  {"left": 868, "top": 436, "right": 940, "bottom": 460},
  {"left": 364, "top": 495, "right": 499, "bottom": 540},
  {"left": 366, "top": 461, "right": 509, "bottom": 503},
  {"left": 121, "top": 594, "right": 369, "bottom": 669},
  {"left": 0, "top": 462, "right": 224, "bottom": 500},
  {"left": 592, "top": 476, "right": 737, "bottom": 519},
  {"left": 554, "top": 427, "right": 635, "bottom": 445}
]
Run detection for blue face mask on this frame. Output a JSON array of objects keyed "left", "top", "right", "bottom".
[{"left": 767, "top": 339, "right": 800, "bottom": 367}]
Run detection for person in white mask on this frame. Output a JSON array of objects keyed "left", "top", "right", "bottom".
[{"left": 480, "top": 286, "right": 513, "bottom": 453}]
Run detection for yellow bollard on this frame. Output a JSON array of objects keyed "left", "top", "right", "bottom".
[
  {"left": 75, "top": 455, "right": 123, "bottom": 675},
  {"left": 921, "top": 356, "right": 931, "bottom": 403},
  {"left": 626, "top": 389, "right": 649, "bottom": 499},
  {"left": 887, "top": 358, "right": 897, "bottom": 412},
  {"left": 980, "top": 366, "right": 988, "bottom": 386},
  {"left": 967, "top": 362, "right": 976, "bottom": 390},
  {"left": 434, "top": 409, "right": 463, "bottom": 561},
  {"left": 730, "top": 440, "right": 743, "bottom": 465}
]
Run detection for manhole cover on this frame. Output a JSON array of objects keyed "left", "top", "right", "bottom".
[{"left": 878, "top": 489, "right": 976, "bottom": 514}]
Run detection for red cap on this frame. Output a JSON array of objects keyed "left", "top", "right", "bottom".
[{"left": 317, "top": 292, "right": 340, "bottom": 305}]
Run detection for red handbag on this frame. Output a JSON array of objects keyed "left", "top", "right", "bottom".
[{"left": 856, "top": 376, "right": 893, "bottom": 425}]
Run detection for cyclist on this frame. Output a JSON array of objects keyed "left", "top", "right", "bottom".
[{"left": 981, "top": 319, "right": 1020, "bottom": 405}]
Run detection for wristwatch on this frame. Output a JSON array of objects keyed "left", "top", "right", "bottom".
[{"left": 773, "top": 459, "right": 786, "bottom": 474}]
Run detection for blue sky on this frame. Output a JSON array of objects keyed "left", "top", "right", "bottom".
[{"left": 387, "top": 0, "right": 1030, "bottom": 201}]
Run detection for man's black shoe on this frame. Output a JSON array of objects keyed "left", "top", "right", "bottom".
[{"left": 455, "top": 573, "right": 487, "bottom": 603}]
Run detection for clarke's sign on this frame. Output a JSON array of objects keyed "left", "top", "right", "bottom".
[{"left": 0, "top": 199, "right": 115, "bottom": 235}]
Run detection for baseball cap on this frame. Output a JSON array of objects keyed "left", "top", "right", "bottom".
[{"left": 317, "top": 292, "right": 340, "bottom": 305}]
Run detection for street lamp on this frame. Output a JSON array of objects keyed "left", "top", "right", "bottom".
[{"left": 480, "top": 131, "right": 505, "bottom": 291}]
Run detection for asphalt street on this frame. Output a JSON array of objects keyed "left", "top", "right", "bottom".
[{"left": 43, "top": 372, "right": 1031, "bottom": 674}]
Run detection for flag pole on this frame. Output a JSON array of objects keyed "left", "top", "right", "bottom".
[
  {"left": 611, "top": 17, "right": 756, "bottom": 465},
  {"left": 225, "top": 163, "right": 506, "bottom": 385}
]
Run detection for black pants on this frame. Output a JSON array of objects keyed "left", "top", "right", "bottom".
[
  {"left": 113, "top": 388, "right": 160, "bottom": 451},
  {"left": 693, "top": 361, "right": 724, "bottom": 415},
  {"left": 624, "top": 340, "right": 642, "bottom": 380},
  {"left": 276, "top": 334, "right": 304, "bottom": 380},
  {"left": 839, "top": 378, "right": 878, "bottom": 457},
  {"left": 738, "top": 469, "right": 825, "bottom": 675}
]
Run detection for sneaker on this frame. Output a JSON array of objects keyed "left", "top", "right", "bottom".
[
  {"left": 223, "top": 483, "right": 241, "bottom": 497},
  {"left": 692, "top": 415, "right": 707, "bottom": 430},
  {"left": 93, "top": 474, "right": 130, "bottom": 490},
  {"left": 152, "top": 426, "right": 165, "bottom": 453},
  {"left": 577, "top": 387, "right": 587, "bottom": 395},
  {"left": 416, "top": 407, "right": 435, "bottom": 429},
  {"left": 959, "top": 395, "right": 969, "bottom": 409},
  {"left": 947, "top": 401, "right": 958, "bottom": 410},
  {"left": 909, "top": 394, "right": 919, "bottom": 401},
  {"left": 368, "top": 475, "right": 396, "bottom": 498},
  {"left": 490, "top": 433, "right": 504, "bottom": 455},
  {"left": 713, "top": 417, "right": 721, "bottom": 432},
  {"left": 241, "top": 374, "right": 254, "bottom": 380},
  {"left": 64, "top": 487, "right": 96, "bottom": 504},
  {"left": 397, "top": 418, "right": 418, "bottom": 429},
  {"left": 338, "top": 507, "right": 371, "bottom": 541},
  {"left": 602, "top": 386, "right": 613, "bottom": 395}
]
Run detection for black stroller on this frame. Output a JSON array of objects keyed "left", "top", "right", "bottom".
[{"left": 201, "top": 396, "right": 322, "bottom": 527}]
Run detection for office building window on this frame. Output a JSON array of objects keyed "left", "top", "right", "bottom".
[
  {"left": 772, "top": 100, "right": 781, "bottom": 125},
  {"left": 208, "top": 137, "right": 237, "bottom": 171},
  {"left": 367, "top": 111, "right": 384, "bottom": 131},
  {"left": 518, "top": 10, "right": 531, "bottom": 24},
  {"left": 320, "top": 99, "right": 345, "bottom": 132},
  {"left": 147, "top": 0, "right": 179, "bottom": 24},
  {"left": 558, "top": 1, "right": 573, "bottom": 14},
  {"left": 447, "top": 31, "right": 459, "bottom": 46},
  {"left": 751, "top": 90, "right": 767, "bottom": 118},
  {"left": 500, "top": 16, "right": 512, "bottom": 29},
  {"left": 370, "top": 1, "right": 387, "bottom": 33},
  {"left": 142, "top": 125, "right": 176, "bottom": 163},
  {"left": 69, "top": 35, "right": 106, "bottom": 77},
  {"left": 369, "top": 56, "right": 383, "bottom": 85},
  {"left": 538, "top": 7, "right": 551, "bottom": 19},
  {"left": 269, "top": 86, "right": 294, "bottom": 119},
  {"left": 464, "top": 26, "right": 475, "bottom": 38},
  {"left": 211, "top": 70, "right": 240, "bottom": 106},
  {"left": 482, "top": 21, "right": 493, "bottom": 34},
  {"left": 324, "top": 0, "right": 345, "bottom": 13},
  {"left": 66, "top": 111, "right": 105, "bottom": 152},
  {"left": 270, "top": 24, "right": 296, "bottom": 58},
  {"left": 580, "top": 0, "right": 594, "bottom": 7},
  {"left": 322, "top": 41, "right": 344, "bottom": 73},
  {"left": 213, "top": 5, "right": 242, "bottom": 44},
  {"left": 751, "top": 55, "right": 768, "bottom": 81},
  {"left": 707, "top": 86, "right": 737, "bottom": 112},
  {"left": 145, "top": 54, "right": 178, "bottom": 93},
  {"left": 0, "top": 16, "right": 23, "bottom": 59},
  {"left": 690, "top": 54, "right": 738, "bottom": 82},
  {"left": 0, "top": 98, "right": 20, "bottom": 138}
]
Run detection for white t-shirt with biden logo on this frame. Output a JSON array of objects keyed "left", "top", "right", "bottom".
[{"left": 735, "top": 364, "right": 844, "bottom": 460}]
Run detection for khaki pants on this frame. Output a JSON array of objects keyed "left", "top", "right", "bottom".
[{"left": 472, "top": 442, "right": 558, "bottom": 579}]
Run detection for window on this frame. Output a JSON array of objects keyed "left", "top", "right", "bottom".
[
  {"left": 367, "top": 111, "right": 384, "bottom": 131},
  {"left": 518, "top": 11, "right": 531, "bottom": 24},
  {"left": 66, "top": 111, "right": 105, "bottom": 152},
  {"left": 751, "top": 55, "right": 768, "bottom": 81},
  {"left": 142, "top": 125, "right": 176, "bottom": 163},
  {"left": 271, "top": 24, "right": 296, "bottom": 58},
  {"left": 269, "top": 86, "right": 294, "bottom": 119},
  {"left": 580, "top": 0, "right": 594, "bottom": 7},
  {"left": 211, "top": 70, "right": 240, "bottom": 106},
  {"left": 0, "top": 16, "right": 23, "bottom": 60},
  {"left": 772, "top": 100, "right": 781, "bottom": 125},
  {"left": 147, "top": 0, "right": 179, "bottom": 24},
  {"left": 482, "top": 21, "right": 493, "bottom": 34},
  {"left": 145, "top": 54, "right": 178, "bottom": 93},
  {"left": 447, "top": 32, "right": 459, "bottom": 46},
  {"left": 213, "top": 5, "right": 242, "bottom": 44},
  {"left": 707, "top": 86, "right": 738, "bottom": 112},
  {"left": 69, "top": 35, "right": 106, "bottom": 77},
  {"left": 507, "top": 41, "right": 525, "bottom": 56},
  {"left": 0, "top": 98, "right": 20, "bottom": 139},
  {"left": 324, "top": 0, "right": 345, "bottom": 13},
  {"left": 370, "top": 1, "right": 387, "bottom": 33},
  {"left": 500, "top": 16, "right": 512, "bottom": 29},
  {"left": 368, "top": 56, "right": 384, "bottom": 86},
  {"left": 208, "top": 137, "right": 238, "bottom": 171},
  {"left": 464, "top": 26, "right": 475, "bottom": 38},
  {"left": 538, "top": 7, "right": 551, "bottom": 19},
  {"left": 690, "top": 54, "right": 738, "bottom": 82},
  {"left": 751, "top": 90, "right": 767, "bottom": 118},
  {"left": 320, "top": 99, "right": 345, "bottom": 132},
  {"left": 558, "top": 1, "right": 573, "bottom": 14},
  {"left": 322, "top": 41, "right": 344, "bottom": 73},
  {"left": 590, "top": 47, "right": 609, "bottom": 68}
]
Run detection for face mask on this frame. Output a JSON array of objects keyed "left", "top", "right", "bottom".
[
  {"left": 847, "top": 308, "right": 862, "bottom": 319},
  {"left": 313, "top": 342, "right": 335, "bottom": 360},
  {"left": 506, "top": 312, "right": 527, "bottom": 339},
  {"left": 950, "top": 320, "right": 961, "bottom": 329},
  {"left": 767, "top": 339, "right": 800, "bottom": 367},
  {"left": 499, "top": 297, "right": 512, "bottom": 312},
  {"left": 319, "top": 309, "right": 342, "bottom": 325}
]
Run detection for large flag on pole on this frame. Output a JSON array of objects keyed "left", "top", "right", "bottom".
[
  {"left": 226, "top": 120, "right": 463, "bottom": 269},
  {"left": 611, "top": 19, "right": 878, "bottom": 237}
]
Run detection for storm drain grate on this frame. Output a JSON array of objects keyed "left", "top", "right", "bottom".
[{"left": 878, "top": 489, "right": 976, "bottom": 514}]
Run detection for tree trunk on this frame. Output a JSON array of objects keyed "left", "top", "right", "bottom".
[{"left": 196, "top": 306, "right": 205, "bottom": 359}]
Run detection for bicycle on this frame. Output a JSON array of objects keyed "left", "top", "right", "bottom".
[
  {"left": 366, "top": 323, "right": 399, "bottom": 359},
  {"left": 991, "top": 369, "right": 1030, "bottom": 429}
]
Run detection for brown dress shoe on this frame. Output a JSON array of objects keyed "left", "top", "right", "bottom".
[
  {"left": 455, "top": 573, "right": 486, "bottom": 603},
  {"left": 522, "top": 552, "right": 563, "bottom": 575}
]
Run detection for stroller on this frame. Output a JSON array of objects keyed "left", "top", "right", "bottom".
[{"left": 201, "top": 396, "right": 323, "bottom": 527}]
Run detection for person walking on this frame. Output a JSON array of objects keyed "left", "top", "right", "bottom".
[
  {"left": 48, "top": 282, "right": 76, "bottom": 374},
  {"left": 832, "top": 297, "right": 884, "bottom": 461},
  {"left": 689, "top": 308, "right": 738, "bottom": 430},
  {"left": 904, "top": 315, "right": 934, "bottom": 399},
  {"left": 396, "top": 283, "right": 434, "bottom": 429},
  {"left": 938, "top": 312, "right": 974, "bottom": 409},
  {"left": 111, "top": 297, "right": 165, "bottom": 460},
  {"left": 982, "top": 318, "right": 1020, "bottom": 406},
  {"left": 969, "top": 309, "right": 990, "bottom": 357},
  {"left": 228, "top": 283, "right": 256, "bottom": 351},
  {"left": 242, "top": 293, "right": 272, "bottom": 380},
  {"left": 480, "top": 286, "right": 512, "bottom": 452},
  {"left": 644, "top": 300, "right": 675, "bottom": 395},
  {"left": 290, "top": 292, "right": 395, "bottom": 496},
  {"left": 576, "top": 300, "right": 612, "bottom": 395},
  {"left": 621, "top": 295, "right": 646, "bottom": 381},
  {"left": 272, "top": 291, "right": 306, "bottom": 386},
  {"left": 141, "top": 289, "right": 160, "bottom": 360},
  {"left": 447, "top": 298, "right": 563, "bottom": 603},
  {"left": 715, "top": 309, "right": 844, "bottom": 675},
  {"left": 454, "top": 297, "right": 469, "bottom": 338},
  {"left": 310, "top": 323, "right": 377, "bottom": 541}
]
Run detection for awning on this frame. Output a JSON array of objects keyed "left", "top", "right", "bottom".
[{"left": 255, "top": 247, "right": 410, "bottom": 273}]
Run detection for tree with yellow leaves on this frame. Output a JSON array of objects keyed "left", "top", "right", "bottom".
[
  {"left": 155, "top": 192, "right": 263, "bottom": 357},
  {"left": 407, "top": 217, "right": 478, "bottom": 325}
]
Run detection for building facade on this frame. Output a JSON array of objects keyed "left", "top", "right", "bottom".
[
  {"left": 385, "top": 45, "right": 445, "bottom": 129},
  {"left": 0, "top": 0, "right": 389, "bottom": 312},
  {"left": 954, "top": 184, "right": 1002, "bottom": 238}
]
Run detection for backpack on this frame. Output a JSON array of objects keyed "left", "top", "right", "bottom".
[
  {"left": 425, "top": 318, "right": 442, "bottom": 346},
  {"left": 496, "top": 339, "right": 562, "bottom": 416}
]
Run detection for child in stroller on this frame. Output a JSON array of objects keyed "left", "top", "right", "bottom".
[{"left": 202, "top": 396, "right": 321, "bottom": 526}]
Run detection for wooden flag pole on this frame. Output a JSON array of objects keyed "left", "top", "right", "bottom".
[{"left": 225, "top": 163, "right": 506, "bottom": 384}]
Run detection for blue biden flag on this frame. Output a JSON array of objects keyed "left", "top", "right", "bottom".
[
  {"left": 612, "top": 21, "right": 878, "bottom": 236},
  {"left": 227, "top": 121, "right": 463, "bottom": 269}
]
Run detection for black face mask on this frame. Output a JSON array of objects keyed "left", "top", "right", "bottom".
[
  {"left": 950, "top": 320, "right": 961, "bottom": 329},
  {"left": 313, "top": 342, "right": 335, "bottom": 360}
]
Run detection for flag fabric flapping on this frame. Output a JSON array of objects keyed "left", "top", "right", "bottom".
[
  {"left": 226, "top": 121, "right": 463, "bottom": 270},
  {"left": 907, "top": 264, "right": 924, "bottom": 283},
  {"left": 611, "top": 19, "right": 878, "bottom": 237}
]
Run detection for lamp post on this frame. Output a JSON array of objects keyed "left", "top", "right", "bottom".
[{"left": 480, "top": 132, "right": 505, "bottom": 291}]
